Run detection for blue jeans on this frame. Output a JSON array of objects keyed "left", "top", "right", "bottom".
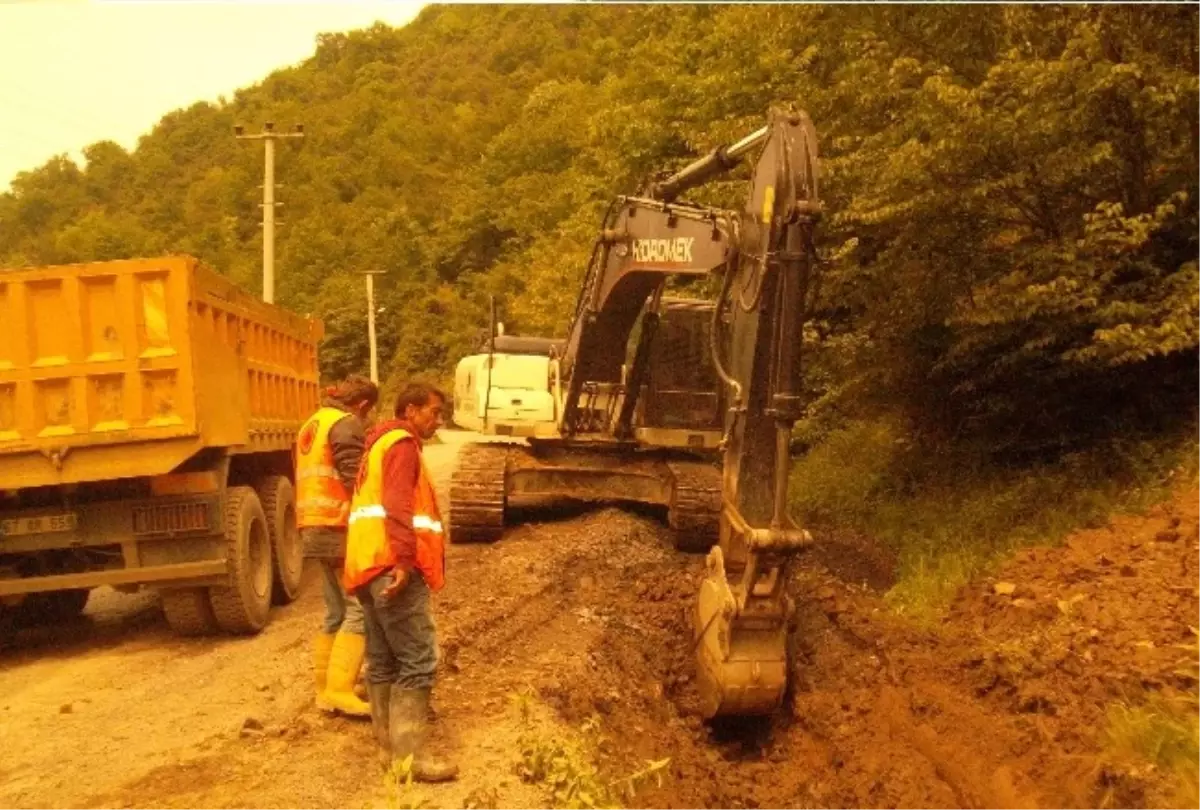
[
  {"left": 356, "top": 570, "right": 438, "bottom": 690},
  {"left": 319, "top": 559, "right": 364, "bottom": 635}
]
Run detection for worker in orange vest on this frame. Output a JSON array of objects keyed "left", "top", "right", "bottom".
[
  {"left": 296, "top": 374, "right": 379, "bottom": 717},
  {"left": 344, "top": 382, "right": 457, "bottom": 782}
]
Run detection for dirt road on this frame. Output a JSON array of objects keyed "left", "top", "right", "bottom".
[{"left": 0, "top": 435, "right": 1195, "bottom": 809}]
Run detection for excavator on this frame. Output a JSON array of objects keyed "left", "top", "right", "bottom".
[{"left": 449, "top": 107, "right": 821, "bottom": 718}]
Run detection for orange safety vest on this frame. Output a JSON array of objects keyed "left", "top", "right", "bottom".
[
  {"left": 342, "top": 428, "right": 446, "bottom": 593},
  {"left": 295, "top": 406, "right": 353, "bottom": 528}
]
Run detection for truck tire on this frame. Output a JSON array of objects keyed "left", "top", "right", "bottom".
[
  {"left": 161, "top": 587, "right": 220, "bottom": 636},
  {"left": 257, "top": 476, "right": 304, "bottom": 605},
  {"left": 209, "top": 486, "right": 273, "bottom": 635},
  {"left": 18, "top": 589, "right": 91, "bottom": 624},
  {"left": 47, "top": 588, "right": 90, "bottom": 620}
]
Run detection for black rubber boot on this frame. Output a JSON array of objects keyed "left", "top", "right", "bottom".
[
  {"left": 387, "top": 687, "right": 458, "bottom": 783},
  {"left": 368, "top": 682, "right": 392, "bottom": 770}
]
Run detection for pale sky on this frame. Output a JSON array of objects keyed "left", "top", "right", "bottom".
[{"left": 0, "top": 0, "right": 428, "bottom": 190}]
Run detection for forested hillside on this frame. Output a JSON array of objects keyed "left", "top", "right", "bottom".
[{"left": 3, "top": 5, "right": 1196, "bottom": 572}]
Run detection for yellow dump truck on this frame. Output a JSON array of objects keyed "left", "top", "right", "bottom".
[{"left": 0, "top": 255, "right": 322, "bottom": 635}]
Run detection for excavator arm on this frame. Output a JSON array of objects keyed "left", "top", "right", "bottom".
[
  {"left": 555, "top": 107, "right": 822, "bottom": 716},
  {"left": 694, "top": 109, "right": 820, "bottom": 717}
]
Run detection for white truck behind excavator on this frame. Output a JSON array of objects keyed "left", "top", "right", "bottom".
[{"left": 452, "top": 333, "right": 561, "bottom": 438}]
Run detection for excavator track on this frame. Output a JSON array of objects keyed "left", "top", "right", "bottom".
[
  {"left": 665, "top": 459, "right": 722, "bottom": 552},
  {"left": 448, "top": 444, "right": 509, "bottom": 544}
]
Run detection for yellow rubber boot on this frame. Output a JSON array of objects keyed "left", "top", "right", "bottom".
[
  {"left": 317, "top": 631, "right": 371, "bottom": 717},
  {"left": 312, "top": 632, "right": 335, "bottom": 696}
]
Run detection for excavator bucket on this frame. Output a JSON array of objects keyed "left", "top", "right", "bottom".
[{"left": 693, "top": 547, "right": 790, "bottom": 718}]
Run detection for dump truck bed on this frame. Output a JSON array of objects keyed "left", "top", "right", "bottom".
[{"left": 0, "top": 256, "right": 322, "bottom": 489}]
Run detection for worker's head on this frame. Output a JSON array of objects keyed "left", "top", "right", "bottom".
[
  {"left": 328, "top": 375, "right": 379, "bottom": 420},
  {"left": 394, "top": 383, "right": 446, "bottom": 440}
]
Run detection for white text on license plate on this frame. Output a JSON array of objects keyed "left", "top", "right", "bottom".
[{"left": 0, "top": 513, "right": 78, "bottom": 537}]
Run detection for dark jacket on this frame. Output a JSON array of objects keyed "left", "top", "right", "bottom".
[{"left": 324, "top": 396, "right": 366, "bottom": 493}]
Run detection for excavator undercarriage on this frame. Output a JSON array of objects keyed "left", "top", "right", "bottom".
[
  {"left": 448, "top": 106, "right": 822, "bottom": 719},
  {"left": 450, "top": 442, "right": 722, "bottom": 551}
]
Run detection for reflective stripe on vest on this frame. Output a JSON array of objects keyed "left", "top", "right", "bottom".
[
  {"left": 295, "top": 407, "right": 353, "bottom": 528},
  {"left": 349, "top": 504, "right": 388, "bottom": 523},
  {"left": 342, "top": 428, "right": 446, "bottom": 593},
  {"left": 413, "top": 515, "right": 444, "bottom": 533},
  {"left": 348, "top": 505, "right": 444, "bottom": 533}
]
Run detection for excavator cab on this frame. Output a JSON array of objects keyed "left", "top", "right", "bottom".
[{"left": 641, "top": 299, "right": 725, "bottom": 434}]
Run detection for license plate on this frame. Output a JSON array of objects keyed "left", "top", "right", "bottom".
[{"left": 0, "top": 513, "right": 78, "bottom": 537}]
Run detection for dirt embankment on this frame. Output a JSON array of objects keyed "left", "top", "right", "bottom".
[
  {"left": 584, "top": 479, "right": 1199, "bottom": 810},
  {"left": 0, "top": 438, "right": 1194, "bottom": 809}
]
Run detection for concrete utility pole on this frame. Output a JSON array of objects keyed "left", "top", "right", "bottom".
[
  {"left": 234, "top": 122, "right": 304, "bottom": 304},
  {"left": 361, "top": 271, "right": 387, "bottom": 384}
]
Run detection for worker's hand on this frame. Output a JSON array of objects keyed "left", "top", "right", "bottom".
[{"left": 380, "top": 566, "right": 410, "bottom": 601}]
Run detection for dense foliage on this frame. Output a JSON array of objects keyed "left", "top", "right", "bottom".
[{"left": 2, "top": 4, "right": 1195, "bottom": 459}]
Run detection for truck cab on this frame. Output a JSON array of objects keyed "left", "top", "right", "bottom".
[{"left": 452, "top": 334, "right": 563, "bottom": 438}]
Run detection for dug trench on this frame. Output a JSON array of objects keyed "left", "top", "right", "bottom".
[{"left": 0, "top": 437, "right": 1194, "bottom": 809}]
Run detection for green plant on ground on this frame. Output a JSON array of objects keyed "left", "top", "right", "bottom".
[
  {"left": 511, "top": 691, "right": 669, "bottom": 809},
  {"left": 462, "top": 785, "right": 501, "bottom": 810},
  {"left": 383, "top": 754, "right": 427, "bottom": 810},
  {"left": 1104, "top": 693, "right": 1199, "bottom": 808},
  {"left": 1108, "top": 699, "right": 1200, "bottom": 767},
  {"left": 380, "top": 739, "right": 506, "bottom": 810}
]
